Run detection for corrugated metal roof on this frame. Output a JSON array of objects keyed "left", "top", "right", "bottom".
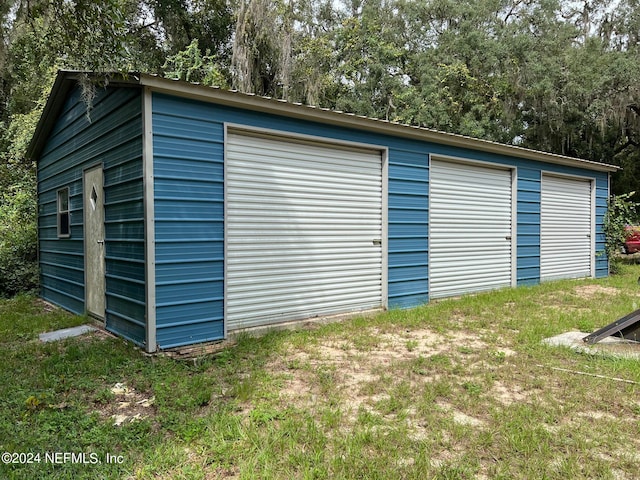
[{"left": 27, "top": 70, "right": 619, "bottom": 173}]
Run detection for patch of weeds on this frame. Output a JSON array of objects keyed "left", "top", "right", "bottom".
[
  {"left": 231, "top": 376, "right": 257, "bottom": 402},
  {"left": 249, "top": 405, "right": 284, "bottom": 425},
  {"left": 358, "top": 376, "right": 384, "bottom": 398},
  {"left": 405, "top": 339, "right": 419, "bottom": 352},
  {"left": 191, "top": 408, "right": 244, "bottom": 461},
  {"left": 176, "top": 417, "right": 209, "bottom": 442},
  {"left": 156, "top": 373, "right": 213, "bottom": 411},
  {"left": 319, "top": 407, "right": 343, "bottom": 430},
  {"left": 410, "top": 355, "right": 429, "bottom": 375},
  {"left": 489, "top": 350, "right": 507, "bottom": 363},
  {"left": 349, "top": 331, "right": 380, "bottom": 351},
  {"left": 434, "top": 457, "right": 479, "bottom": 480},
  {"left": 315, "top": 364, "right": 338, "bottom": 395},
  {"left": 474, "top": 428, "right": 497, "bottom": 451},
  {"left": 23, "top": 393, "right": 50, "bottom": 415},
  {"left": 375, "top": 388, "right": 408, "bottom": 416},
  {"left": 462, "top": 381, "right": 483, "bottom": 396},
  {"left": 129, "top": 442, "right": 196, "bottom": 479},
  {"left": 457, "top": 346, "right": 475, "bottom": 355},
  {"left": 429, "top": 353, "right": 452, "bottom": 367},
  {"left": 422, "top": 380, "right": 453, "bottom": 403},
  {"left": 576, "top": 317, "right": 597, "bottom": 333},
  {"left": 234, "top": 409, "right": 331, "bottom": 477},
  {"left": 93, "top": 387, "right": 115, "bottom": 405},
  {"left": 286, "top": 358, "right": 303, "bottom": 370},
  {"left": 212, "top": 347, "right": 235, "bottom": 366},
  {"left": 355, "top": 408, "right": 384, "bottom": 427}
]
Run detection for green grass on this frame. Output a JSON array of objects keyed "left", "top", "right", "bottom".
[
  {"left": 3, "top": 266, "right": 640, "bottom": 479},
  {"left": 0, "top": 294, "right": 86, "bottom": 343}
]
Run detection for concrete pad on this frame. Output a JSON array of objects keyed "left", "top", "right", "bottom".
[
  {"left": 542, "top": 331, "right": 640, "bottom": 359},
  {"left": 542, "top": 331, "right": 588, "bottom": 348},
  {"left": 39, "top": 325, "right": 97, "bottom": 343}
]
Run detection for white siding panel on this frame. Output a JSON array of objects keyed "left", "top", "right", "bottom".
[
  {"left": 541, "top": 175, "right": 592, "bottom": 281},
  {"left": 226, "top": 132, "right": 383, "bottom": 330},
  {"left": 430, "top": 160, "right": 513, "bottom": 298}
]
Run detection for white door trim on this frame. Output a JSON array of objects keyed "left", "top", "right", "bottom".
[
  {"left": 540, "top": 171, "right": 595, "bottom": 280},
  {"left": 428, "top": 155, "right": 516, "bottom": 297},
  {"left": 223, "top": 124, "right": 388, "bottom": 333}
]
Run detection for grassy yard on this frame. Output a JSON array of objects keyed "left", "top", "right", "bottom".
[{"left": 3, "top": 266, "right": 640, "bottom": 479}]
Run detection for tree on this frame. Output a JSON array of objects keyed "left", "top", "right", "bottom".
[
  {"left": 163, "top": 38, "right": 228, "bottom": 86},
  {"left": 329, "top": 0, "right": 407, "bottom": 120},
  {"left": 231, "top": 0, "right": 292, "bottom": 97}
]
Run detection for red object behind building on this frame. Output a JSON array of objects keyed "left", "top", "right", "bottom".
[{"left": 624, "top": 226, "right": 640, "bottom": 254}]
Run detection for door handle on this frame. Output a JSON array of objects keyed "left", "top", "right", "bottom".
[
  {"left": 373, "top": 239, "right": 382, "bottom": 246},
  {"left": 97, "top": 240, "right": 104, "bottom": 245},
  {"left": 505, "top": 236, "right": 512, "bottom": 240}
]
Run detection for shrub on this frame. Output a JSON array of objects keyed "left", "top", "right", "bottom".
[
  {"left": 0, "top": 76, "right": 50, "bottom": 297},
  {"left": 602, "top": 192, "right": 640, "bottom": 274},
  {"left": 0, "top": 177, "right": 38, "bottom": 296}
]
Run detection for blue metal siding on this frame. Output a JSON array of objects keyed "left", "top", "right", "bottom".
[
  {"left": 152, "top": 94, "right": 225, "bottom": 349},
  {"left": 151, "top": 93, "right": 433, "bottom": 347},
  {"left": 387, "top": 150, "right": 429, "bottom": 308},
  {"left": 517, "top": 168, "right": 541, "bottom": 285},
  {"left": 150, "top": 92, "right": 610, "bottom": 343},
  {"left": 595, "top": 176, "right": 609, "bottom": 277},
  {"left": 37, "top": 85, "right": 145, "bottom": 345}
]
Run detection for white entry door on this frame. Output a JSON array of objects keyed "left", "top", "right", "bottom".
[{"left": 84, "top": 165, "right": 106, "bottom": 319}]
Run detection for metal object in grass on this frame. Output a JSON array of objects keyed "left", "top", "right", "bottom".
[{"left": 583, "top": 308, "right": 640, "bottom": 344}]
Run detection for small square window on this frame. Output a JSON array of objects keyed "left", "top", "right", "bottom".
[{"left": 57, "top": 188, "right": 70, "bottom": 238}]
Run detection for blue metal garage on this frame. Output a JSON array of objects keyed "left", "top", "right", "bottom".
[{"left": 28, "top": 71, "right": 617, "bottom": 352}]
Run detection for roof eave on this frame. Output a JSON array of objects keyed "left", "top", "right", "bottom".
[{"left": 138, "top": 74, "right": 618, "bottom": 173}]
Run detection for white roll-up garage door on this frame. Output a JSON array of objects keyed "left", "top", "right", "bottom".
[
  {"left": 429, "top": 159, "right": 513, "bottom": 299},
  {"left": 541, "top": 174, "right": 592, "bottom": 281},
  {"left": 225, "top": 131, "right": 383, "bottom": 330}
]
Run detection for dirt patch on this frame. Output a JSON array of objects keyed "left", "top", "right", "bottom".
[
  {"left": 492, "top": 381, "right": 530, "bottom": 405},
  {"left": 436, "top": 400, "right": 486, "bottom": 427},
  {"left": 406, "top": 418, "right": 430, "bottom": 441},
  {"left": 75, "top": 328, "right": 117, "bottom": 343},
  {"left": 575, "top": 410, "right": 617, "bottom": 421},
  {"left": 277, "top": 371, "right": 318, "bottom": 408},
  {"left": 34, "top": 298, "right": 60, "bottom": 313},
  {"left": 268, "top": 327, "right": 493, "bottom": 424},
  {"left": 94, "top": 382, "right": 156, "bottom": 426},
  {"left": 573, "top": 285, "right": 620, "bottom": 299},
  {"left": 547, "top": 305, "right": 592, "bottom": 313}
]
